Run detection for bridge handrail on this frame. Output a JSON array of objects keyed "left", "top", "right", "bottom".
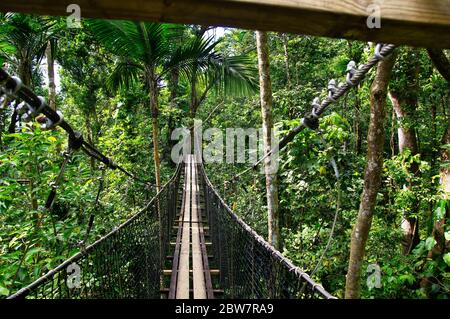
[
  {"left": 8, "top": 162, "right": 183, "bottom": 299},
  {"left": 199, "top": 161, "right": 337, "bottom": 299}
]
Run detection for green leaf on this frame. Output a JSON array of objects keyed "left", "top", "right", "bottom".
[
  {"left": 0, "top": 285, "right": 10, "bottom": 296},
  {"left": 398, "top": 274, "right": 415, "bottom": 285},
  {"left": 425, "top": 237, "right": 437, "bottom": 251},
  {"left": 443, "top": 253, "right": 450, "bottom": 267}
]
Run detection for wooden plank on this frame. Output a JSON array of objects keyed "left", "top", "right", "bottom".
[
  {"left": 1, "top": 1, "right": 450, "bottom": 48},
  {"left": 192, "top": 161, "right": 214, "bottom": 299},
  {"left": 176, "top": 158, "right": 191, "bottom": 299},
  {"left": 161, "top": 288, "right": 224, "bottom": 294},
  {"left": 168, "top": 162, "right": 189, "bottom": 299},
  {"left": 167, "top": 255, "right": 214, "bottom": 260},
  {"left": 164, "top": 269, "right": 220, "bottom": 275},
  {"left": 191, "top": 161, "right": 207, "bottom": 299}
]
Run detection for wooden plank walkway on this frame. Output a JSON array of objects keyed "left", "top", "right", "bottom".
[{"left": 168, "top": 155, "right": 214, "bottom": 299}]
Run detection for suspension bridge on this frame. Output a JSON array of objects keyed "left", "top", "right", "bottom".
[
  {"left": 0, "top": 40, "right": 398, "bottom": 299},
  {"left": 5, "top": 153, "right": 334, "bottom": 299}
]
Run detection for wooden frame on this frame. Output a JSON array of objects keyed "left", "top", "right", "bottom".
[{"left": 1, "top": 0, "right": 450, "bottom": 48}]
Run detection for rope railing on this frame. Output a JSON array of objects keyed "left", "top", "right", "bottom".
[
  {"left": 8, "top": 157, "right": 334, "bottom": 299},
  {"left": 228, "top": 43, "right": 397, "bottom": 183},
  {"left": 199, "top": 162, "right": 336, "bottom": 299},
  {"left": 7, "top": 164, "right": 182, "bottom": 299}
]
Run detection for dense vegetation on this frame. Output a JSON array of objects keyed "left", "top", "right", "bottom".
[{"left": 0, "top": 13, "right": 449, "bottom": 299}]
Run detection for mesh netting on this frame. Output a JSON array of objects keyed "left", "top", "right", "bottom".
[
  {"left": 8, "top": 165, "right": 181, "bottom": 299},
  {"left": 200, "top": 165, "right": 335, "bottom": 299},
  {"left": 8, "top": 161, "right": 334, "bottom": 299}
]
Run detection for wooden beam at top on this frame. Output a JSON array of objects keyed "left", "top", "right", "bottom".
[{"left": 1, "top": 0, "right": 450, "bottom": 48}]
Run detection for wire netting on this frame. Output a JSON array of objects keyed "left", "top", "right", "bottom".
[
  {"left": 8, "top": 161, "right": 334, "bottom": 299},
  {"left": 8, "top": 165, "right": 181, "bottom": 299},
  {"left": 200, "top": 165, "right": 335, "bottom": 299}
]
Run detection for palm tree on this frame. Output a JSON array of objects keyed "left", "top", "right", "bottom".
[
  {"left": 176, "top": 34, "right": 258, "bottom": 120},
  {"left": 88, "top": 21, "right": 257, "bottom": 190},
  {"left": 89, "top": 20, "right": 190, "bottom": 191}
]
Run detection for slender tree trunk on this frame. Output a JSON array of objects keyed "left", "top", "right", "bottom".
[
  {"left": 427, "top": 49, "right": 450, "bottom": 83},
  {"left": 85, "top": 115, "right": 96, "bottom": 170},
  {"left": 256, "top": 31, "right": 280, "bottom": 249},
  {"left": 166, "top": 68, "right": 179, "bottom": 166},
  {"left": 431, "top": 103, "right": 437, "bottom": 165},
  {"left": 8, "top": 109, "right": 18, "bottom": 133},
  {"left": 0, "top": 107, "right": 4, "bottom": 149},
  {"left": 281, "top": 33, "right": 291, "bottom": 88},
  {"left": 389, "top": 49, "right": 421, "bottom": 254},
  {"left": 189, "top": 68, "right": 198, "bottom": 153},
  {"left": 280, "top": 33, "right": 296, "bottom": 119},
  {"left": 9, "top": 60, "right": 32, "bottom": 132},
  {"left": 345, "top": 52, "right": 397, "bottom": 299},
  {"left": 150, "top": 77, "right": 162, "bottom": 192},
  {"left": 18, "top": 59, "right": 32, "bottom": 87},
  {"left": 354, "top": 88, "right": 362, "bottom": 154},
  {"left": 421, "top": 49, "right": 450, "bottom": 296},
  {"left": 391, "top": 92, "right": 421, "bottom": 254},
  {"left": 46, "top": 41, "right": 56, "bottom": 110},
  {"left": 390, "top": 106, "right": 397, "bottom": 157},
  {"left": 436, "top": 91, "right": 450, "bottom": 254}
]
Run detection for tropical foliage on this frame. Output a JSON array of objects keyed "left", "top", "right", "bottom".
[{"left": 0, "top": 14, "right": 449, "bottom": 299}]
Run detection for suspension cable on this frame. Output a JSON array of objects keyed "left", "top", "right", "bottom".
[
  {"left": 45, "top": 147, "right": 75, "bottom": 238},
  {"left": 79, "top": 165, "right": 105, "bottom": 251},
  {"left": 227, "top": 43, "right": 396, "bottom": 184},
  {"left": 0, "top": 67, "right": 156, "bottom": 188},
  {"left": 300, "top": 134, "right": 342, "bottom": 293}
]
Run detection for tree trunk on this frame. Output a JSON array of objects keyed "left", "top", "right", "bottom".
[
  {"left": 166, "top": 68, "right": 179, "bottom": 166},
  {"left": 389, "top": 49, "right": 421, "bottom": 255},
  {"left": 390, "top": 106, "right": 397, "bottom": 157},
  {"left": 280, "top": 33, "right": 296, "bottom": 119},
  {"left": 431, "top": 102, "right": 437, "bottom": 165},
  {"left": 354, "top": 87, "right": 362, "bottom": 154},
  {"left": 421, "top": 49, "right": 450, "bottom": 296},
  {"left": 389, "top": 93, "right": 421, "bottom": 254},
  {"left": 256, "top": 31, "right": 280, "bottom": 249},
  {"left": 390, "top": 93, "right": 419, "bottom": 155},
  {"left": 435, "top": 92, "right": 450, "bottom": 255},
  {"left": 149, "top": 75, "right": 161, "bottom": 192},
  {"left": 46, "top": 40, "right": 57, "bottom": 110},
  {"left": 281, "top": 33, "right": 291, "bottom": 88},
  {"left": 9, "top": 60, "right": 32, "bottom": 132},
  {"left": 85, "top": 115, "right": 96, "bottom": 170},
  {"left": 345, "top": 52, "right": 397, "bottom": 299},
  {"left": 189, "top": 67, "right": 199, "bottom": 153},
  {"left": 8, "top": 109, "right": 18, "bottom": 133},
  {"left": 427, "top": 49, "right": 450, "bottom": 83}
]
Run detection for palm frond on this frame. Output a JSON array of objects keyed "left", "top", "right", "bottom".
[
  {"left": 87, "top": 19, "right": 146, "bottom": 62},
  {"left": 164, "top": 35, "right": 221, "bottom": 80},
  {"left": 107, "top": 59, "right": 144, "bottom": 92},
  {"left": 214, "top": 54, "right": 259, "bottom": 96}
]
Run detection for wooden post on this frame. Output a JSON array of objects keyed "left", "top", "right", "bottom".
[{"left": 1, "top": 0, "right": 450, "bottom": 48}]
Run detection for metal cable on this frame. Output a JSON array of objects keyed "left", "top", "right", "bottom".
[
  {"left": 228, "top": 43, "right": 396, "bottom": 184},
  {"left": 0, "top": 67, "right": 156, "bottom": 188}
]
